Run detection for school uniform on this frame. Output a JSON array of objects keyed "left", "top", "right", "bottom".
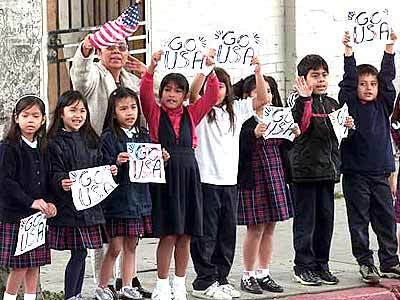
[
  {"left": 47, "top": 130, "right": 105, "bottom": 250},
  {"left": 391, "top": 125, "right": 400, "bottom": 223},
  {"left": 339, "top": 52, "right": 399, "bottom": 269},
  {"left": 237, "top": 116, "right": 293, "bottom": 225},
  {"left": 0, "top": 138, "right": 51, "bottom": 268},
  {"left": 100, "top": 127, "right": 152, "bottom": 238}
]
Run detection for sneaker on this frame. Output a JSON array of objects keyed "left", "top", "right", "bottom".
[
  {"left": 294, "top": 270, "right": 322, "bottom": 286},
  {"left": 192, "top": 282, "right": 232, "bottom": 299},
  {"left": 95, "top": 287, "right": 115, "bottom": 300},
  {"left": 317, "top": 270, "right": 339, "bottom": 285},
  {"left": 381, "top": 264, "right": 400, "bottom": 279},
  {"left": 132, "top": 277, "right": 152, "bottom": 298},
  {"left": 219, "top": 284, "right": 241, "bottom": 298},
  {"left": 120, "top": 286, "right": 143, "bottom": 300},
  {"left": 257, "top": 275, "right": 284, "bottom": 293},
  {"left": 240, "top": 277, "right": 262, "bottom": 294},
  {"left": 360, "top": 265, "right": 380, "bottom": 284},
  {"left": 151, "top": 284, "right": 172, "bottom": 300}
]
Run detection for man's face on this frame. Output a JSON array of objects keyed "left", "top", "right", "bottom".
[{"left": 100, "top": 41, "right": 129, "bottom": 71}]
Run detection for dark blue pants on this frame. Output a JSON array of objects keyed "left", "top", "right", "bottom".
[
  {"left": 292, "top": 181, "right": 335, "bottom": 274},
  {"left": 343, "top": 173, "right": 399, "bottom": 269},
  {"left": 191, "top": 184, "right": 238, "bottom": 291}
]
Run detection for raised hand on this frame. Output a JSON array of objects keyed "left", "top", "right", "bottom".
[
  {"left": 125, "top": 55, "right": 147, "bottom": 76},
  {"left": 82, "top": 34, "right": 94, "bottom": 57},
  {"left": 251, "top": 56, "right": 261, "bottom": 74},
  {"left": 386, "top": 31, "right": 397, "bottom": 54},
  {"left": 343, "top": 31, "right": 353, "bottom": 57},
  {"left": 294, "top": 77, "right": 313, "bottom": 98},
  {"left": 148, "top": 50, "right": 163, "bottom": 74}
]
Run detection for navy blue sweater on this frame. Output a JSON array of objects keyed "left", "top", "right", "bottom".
[
  {"left": 0, "top": 139, "right": 50, "bottom": 223},
  {"left": 100, "top": 128, "right": 152, "bottom": 219},
  {"left": 339, "top": 52, "right": 396, "bottom": 175}
]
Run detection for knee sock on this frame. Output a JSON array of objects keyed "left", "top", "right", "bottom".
[{"left": 64, "top": 249, "right": 88, "bottom": 299}]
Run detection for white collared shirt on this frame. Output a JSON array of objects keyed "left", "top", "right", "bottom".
[
  {"left": 21, "top": 136, "right": 38, "bottom": 148},
  {"left": 121, "top": 127, "right": 138, "bottom": 138}
]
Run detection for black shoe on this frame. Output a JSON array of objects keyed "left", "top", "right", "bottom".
[
  {"left": 317, "top": 270, "right": 339, "bottom": 285},
  {"left": 240, "top": 276, "right": 263, "bottom": 294},
  {"left": 257, "top": 275, "right": 284, "bottom": 293},
  {"left": 107, "top": 285, "right": 118, "bottom": 300},
  {"left": 381, "top": 264, "right": 400, "bottom": 279},
  {"left": 360, "top": 265, "right": 380, "bottom": 284},
  {"left": 294, "top": 270, "right": 322, "bottom": 286},
  {"left": 131, "top": 277, "right": 152, "bottom": 298}
]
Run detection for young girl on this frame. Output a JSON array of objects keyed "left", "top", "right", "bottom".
[
  {"left": 0, "top": 95, "right": 57, "bottom": 300},
  {"left": 189, "top": 59, "right": 269, "bottom": 299},
  {"left": 139, "top": 50, "right": 219, "bottom": 300},
  {"left": 94, "top": 87, "right": 154, "bottom": 300},
  {"left": 46, "top": 90, "right": 117, "bottom": 300},
  {"left": 236, "top": 75, "right": 297, "bottom": 294}
]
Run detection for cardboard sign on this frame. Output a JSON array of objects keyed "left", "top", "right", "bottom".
[
  {"left": 127, "top": 143, "right": 166, "bottom": 183},
  {"left": 262, "top": 106, "right": 295, "bottom": 141},
  {"left": 347, "top": 9, "right": 391, "bottom": 45},
  {"left": 70, "top": 165, "right": 118, "bottom": 211},
  {"left": 14, "top": 212, "right": 46, "bottom": 256},
  {"left": 161, "top": 33, "right": 208, "bottom": 72},
  {"left": 328, "top": 104, "right": 350, "bottom": 144}
]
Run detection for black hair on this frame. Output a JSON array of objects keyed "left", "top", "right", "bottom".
[
  {"left": 297, "top": 54, "right": 329, "bottom": 77},
  {"left": 4, "top": 95, "right": 47, "bottom": 149},
  {"left": 159, "top": 73, "right": 189, "bottom": 99},
  {"left": 47, "top": 90, "right": 99, "bottom": 148},
  {"left": 356, "top": 64, "right": 379, "bottom": 78},
  {"left": 102, "top": 87, "right": 141, "bottom": 136}
]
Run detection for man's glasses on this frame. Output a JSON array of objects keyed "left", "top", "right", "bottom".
[{"left": 106, "top": 43, "right": 128, "bottom": 52}]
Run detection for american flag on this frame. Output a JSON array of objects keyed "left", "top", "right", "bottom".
[{"left": 89, "top": 4, "right": 140, "bottom": 49}]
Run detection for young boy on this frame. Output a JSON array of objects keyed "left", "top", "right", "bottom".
[
  {"left": 290, "top": 54, "right": 353, "bottom": 286},
  {"left": 339, "top": 31, "right": 400, "bottom": 284}
]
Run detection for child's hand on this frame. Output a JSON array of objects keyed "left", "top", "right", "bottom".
[
  {"left": 110, "top": 165, "right": 118, "bottom": 176},
  {"left": 31, "top": 199, "right": 49, "bottom": 213},
  {"left": 291, "top": 123, "right": 301, "bottom": 137},
  {"left": 125, "top": 55, "right": 146, "bottom": 76},
  {"left": 200, "top": 49, "right": 216, "bottom": 76},
  {"left": 386, "top": 31, "right": 397, "bottom": 54},
  {"left": 162, "top": 148, "right": 171, "bottom": 161},
  {"left": 44, "top": 203, "right": 57, "bottom": 218},
  {"left": 344, "top": 116, "right": 354, "bottom": 129},
  {"left": 342, "top": 31, "right": 352, "bottom": 48},
  {"left": 390, "top": 31, "right": 397, "bottom": 43},
  {"left": 251, "top": 56, "right": 261, "bottom": 74},
  {"left": 61, "top": 179, "right": 73, "bottom": 191},
  {"left": 254, "top": 122, "right": 268, "bottom": 138},
  {"left": 148, "top": 50, "right": 163, "bottom": 74},
  {"left": 294, "top": 77, "right": 313, "bottom": 97},
  {"left": 116, "top": 152, "right": 130, "bottom": 165}
]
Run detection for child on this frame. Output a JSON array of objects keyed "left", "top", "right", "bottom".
[
  {"left": 290, "top": 54, "right": 353, "bottom": 286},
  {"left": 0, "top": 95, "right": 57, "bottom": 300},
  {"left": 139, "top": 51, "right": 219, "bottom": 300},
  {"left": 340, "top": 31, "right": 400, "bottom": 284},
  {"left": 94, "top": 87, "right": 154, "bottom": 300},
  {"left": 46, "top": 90, "right": 117, "bottom": 300},
  {"left": 189, "top": 59, "right": 270, "bottom": 300},
  {"left": 236, "top": 75, "right": 297, "bottom": 294}
]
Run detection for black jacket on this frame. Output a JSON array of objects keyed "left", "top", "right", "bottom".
[
  {"left": 237, "top": 117, "right": 257, "bottom": 189},
  {"left": 100, "top": 128, "right": 152, "bottom": 219},
  {"left": 0, "top": 139, "right": 50, "bottom": 223},
  {"left": 47, "top": 130, "right": 105, "bottom": 227},
  {"left": 290, "top": 94, "right": 340, "bottom": 182}
]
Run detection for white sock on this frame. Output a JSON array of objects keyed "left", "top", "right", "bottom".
[
  {"left": 256, "top": 268, "right": 270, "bottom": 278},
  {"left": 3, "top": 292, "right": 17, "bottom": 300},
  {"left": 242, "top": 270, "right": 256, "bottom": 280},
  {"left": 173, "top": 274, "right": 186, "bottom": 287},
  {"left": 156, "top": 277, "right": 170, "bottom": 289},
  {"left": 24, "top": 294, "right": 37, "bottom": 300}
]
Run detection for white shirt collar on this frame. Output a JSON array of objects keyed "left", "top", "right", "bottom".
[
  {"left": 21, "top": 136, "right": 38, "bottom": 148},
  {"left": 121, "top": 127, "right": 138, "bottom": 138}
]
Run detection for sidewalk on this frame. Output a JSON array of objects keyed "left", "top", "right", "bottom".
[{"left": 40, "top": 195, "right": 397, "bottom": 299}]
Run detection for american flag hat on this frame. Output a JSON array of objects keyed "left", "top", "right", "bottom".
[{"left": 89, "top": 3, "right": 140, "bottom": 49}]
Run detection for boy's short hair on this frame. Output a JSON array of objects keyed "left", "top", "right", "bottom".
[
  {"left": 297, "top": 54, "right": 329, "bottom": 77},
  {"left": 159, "top": 73, "right": 189, "bottom": 99},
  {"left": 356, "top": 64, "right": 379, "bottom": 78}
]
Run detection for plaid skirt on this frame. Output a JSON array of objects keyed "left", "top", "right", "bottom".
[
  {"left": 105, "top": 216, "right": 152, "bottom": 238},
  {"left": 238, "top": 139, "right": 293, "bottom": 225},
  {"left": 0, "top": 222, "right": 51, "bottom": 268},
  {"left": 47, "top": 224, "right": 105, "bottom": 250}
]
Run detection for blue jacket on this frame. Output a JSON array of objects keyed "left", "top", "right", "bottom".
[
  {"left": 339, "top": 52, "right": 396, "bottom": 175},
  {"left": 100, "top": 127, "right": 152, "bottom": 219}
]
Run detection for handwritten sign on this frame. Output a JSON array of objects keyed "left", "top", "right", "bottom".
[
  {"left": 70, "top": 165, "right": 118, "bottom": 211},
  {"left": 14, "top": 212, "right": 46, "bottom": 256},
  {"left": 328, "top": 104, "right": 350, "bottom": 144},
  {"left": 161, "top": 33, "right": 208, "bottom": 72},
  {"left": 263, "top": 106, "right": 295, "bottom": 141},
  {"left": 347, "top": 9, "right": 391, "bottom": 45},
  {"left": 127, "top": 143, "right": 166, "bottom": 183}
]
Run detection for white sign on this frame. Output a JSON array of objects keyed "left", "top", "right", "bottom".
[
  {"left": 127, "top": 143, "right": 166, "bottom": 183},
  {"left": 347, "top": 9, "right": 391, "bottom": 45},
  {"left": 69, "top": 165, "right": 118, "bottom": 211},
  {"left": 328, "top": 104, "right": 350, "bottom": 144},
  {"left": 262, "top": 106, "right": 295, "bottom": 141},
  {"left": 14, "top": 212, "right": 47, "bottom": 256}
]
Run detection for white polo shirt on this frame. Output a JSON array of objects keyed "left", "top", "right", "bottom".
[{"left": 195, "top": 98, "right": 254, "bottom": 185}]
